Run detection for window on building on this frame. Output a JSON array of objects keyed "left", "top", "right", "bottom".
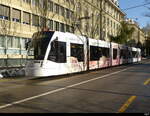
[
  {"left": 12, "top": 8, "right": 21, "bottom": 23},
  {"left": 48, "top": 1, "right": 53, "bottom": 12},
  {"left": 70, "top": 11, "right": 74, "bottom": 19},
  {"left": 23, "top": 12, "right": 30, "bottom": 25},
  {"left": 107, "top": 18, "right": 109, "bottom": 27},
  {"left": 32, "top": 14, "right": 39, "bottom": 27},
  {"left": 40, "top": 17, "right": 46, "bottom": 27},
  {"left": 48, "top": 40, "right": 67, "bottom": 63},
  {"left": 60, "top": 23, "right": 65, "bottom": 32},
  {"left": 66, "top": 9, "right": 70, "bottom": 19},
  {"left": 103, "top": 1, "right": 106, "bottom": 11},
  {"left": 103, "top": 16, "right": 106, "bottom": 24},
  {"left": 54, "top": 4, "right": 59, "bottom": 14},
  {"left": 0, "top": 36, "right": 5, "bottom": 47},
  {"left": 66, "top": 25, "right": 70, "bottom": 32},
  {"left": 32, "top": 0, "right": 39, "bottom": 6},
  {"left": 111, "top": 20, "right": 112, "bottom": 28},
  {"left": 39, "top": 0, "right": 44, "bottom": 8},
  {"left": 0, "top": 5, "right": 10, "bottom": 20},
  {"left": 117, "top": 13, "right": 120, "bottom": 21},
  {"left": 23, "top": 0, "right": 31, "bottom": 4},
  {"left": 54, "top": 21, "right": 59, "bottom": 31},
  {"left": 90, "top": 46, "right": 102, "bottom": 61},
  {"left": 105, "top": 2, "right": 108, "bottom": 12},
  {"left": 71, "top": 43, "right": 84, "bottom": 62},
  {"left": 7, "top": 36, "right": 13, "bottom": 48},
  {"left": 48, "top": 19, "right": 53, "bottom": 30},
  {"left": 12, "top": 37, "right": 20, "bottom": 48},
  {"left": 114, "top": 22, "right": 115, "bottom": 29},
  {"left": 60, "top": 6, "right": 65, "bottom": 17},
  {"left": 21, "top": 38, "right": 28, "bottom": 49},
  {"left": 77, "top": 2, "right": 81, "bottom": 13}
]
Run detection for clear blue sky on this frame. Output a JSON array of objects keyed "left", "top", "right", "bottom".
[{"left": 119, "top": 0, "right": 150, "bottom": 28}]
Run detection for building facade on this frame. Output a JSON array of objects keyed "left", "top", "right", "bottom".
[
  {"left": 0, "top": 0, "right": 75, "bottom": 67},
  {"left": 0, "top": 0, "right": 125, "bottom": 67},
  {"left": 145, "top": 36, "right": 150, "bottom": 56},
  {"left": 74, "top": 0, "right": 125, "bottom": 41},
  {"left": 125, "top": 19, "right": 146, "bottom": 51}
]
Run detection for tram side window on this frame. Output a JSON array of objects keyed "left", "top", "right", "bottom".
[
  {"left": 102, "top": 48, "right": 109, "bottom": 58},
  {"left": 71, "top": 43, "right": 84, "bottom": 62},
  {"left": 138, "top": 51, "right": 140, "bottom": 57},
  {"left": 48, "top": 41, "right": 66, "bottom": 63},
  {"left": 90, "top": 46, "right": 102, "bottom": 61},
  {"left": 120, "top": 49, "right": 127, "bottom": 59},
  {"left": 127, "top": 50, "right": 132, "bottom": 58},
  {"left": 124, "top": 50, "right": 127, "bottom": 59},
  {"left": 113, "top": 49, "right": 117, "bottom": 59},
  {"left": 120, "top": 50, "right": 123, "bottom": 59},
  {"left": 132, "top": 51, "right": 137, "bottom": 58}
]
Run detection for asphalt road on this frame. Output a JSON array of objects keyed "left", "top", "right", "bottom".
[{"left": 0, "top": 60, "right": 150, "bottom": 113}]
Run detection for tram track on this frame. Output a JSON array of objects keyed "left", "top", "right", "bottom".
[{"left": 0, "top": 58, "right": 149, "bottom": 84}]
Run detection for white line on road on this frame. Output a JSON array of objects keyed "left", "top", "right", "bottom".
[{"left": 0, "top": 67, "right": 131, "bottom": 110}]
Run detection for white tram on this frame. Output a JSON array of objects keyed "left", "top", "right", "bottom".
[{"left": 25, "top": 31, "right": 141, "bottom": 77}]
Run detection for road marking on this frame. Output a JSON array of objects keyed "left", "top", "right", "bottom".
[
  {"left": 0, "top": 68, "right": 130, "bottom": 109},
  {"left": 37, "top": 73, "right": 94, "bottom": 85},
  {"left": 118, "top": 96, "right": 137, "bottom": 113},
  {"left": 144, "top": 78, "right": 150, "bottom": 85}
]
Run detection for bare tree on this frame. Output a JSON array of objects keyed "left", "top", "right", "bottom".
[
  {"left": 70, "top": 0, "right": 103, "bottom": 39},
  {"left": 30, "top": 0, "right": 57, "bottom": 31},
  {"left": 142, "top": 23, "right": 150, "bottom": 36},
  {"left": 109, "top": 21, "right": 135, "bottom": 45},
  {"left": 144, "top": 0, "right": 150, "bottom": 17},
  {"left": 28, "top": 0, "right": 104, "bottom": 40}
]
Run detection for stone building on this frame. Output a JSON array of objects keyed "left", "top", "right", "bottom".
[
  {"left": 0, "top": 0, "right": 125, "bottom": 67},
  {"left": 0, "top": 0, "right": 75, "bottom": 67},
  {"left": 125, "top": 19, "right": 146, "bottom": 48},
  {"left": 74, "top": 0, "right": 125, "bottom": 41}
]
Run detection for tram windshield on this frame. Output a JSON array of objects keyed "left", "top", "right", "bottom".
[{"left": 31, "top": 31, "right": 54, "bottom": 60}]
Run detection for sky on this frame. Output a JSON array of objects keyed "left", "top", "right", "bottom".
[{"left": 119, "top": 0, "right": 150, "bottom": 28}]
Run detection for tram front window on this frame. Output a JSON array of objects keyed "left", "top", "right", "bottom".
[{"left": 32, "top": 31, "right": 54, "bottom": 60}]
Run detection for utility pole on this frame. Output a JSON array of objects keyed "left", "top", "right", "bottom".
[{"left": 100, "top": 0, "right": 103, "bottom": 40}]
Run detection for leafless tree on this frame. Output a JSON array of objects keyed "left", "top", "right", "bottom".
[
  {"left": 30, "top": 0, "right": 57, "bottom": 31},
  {"left": 70, "top": 0, "right": 103, "bottom": 39},
  {"left": 142, "top": 23, "right": 150, "bottom": 36},
  {"left": 144, "top": 0, "right": 150, "bottom": 17}
]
